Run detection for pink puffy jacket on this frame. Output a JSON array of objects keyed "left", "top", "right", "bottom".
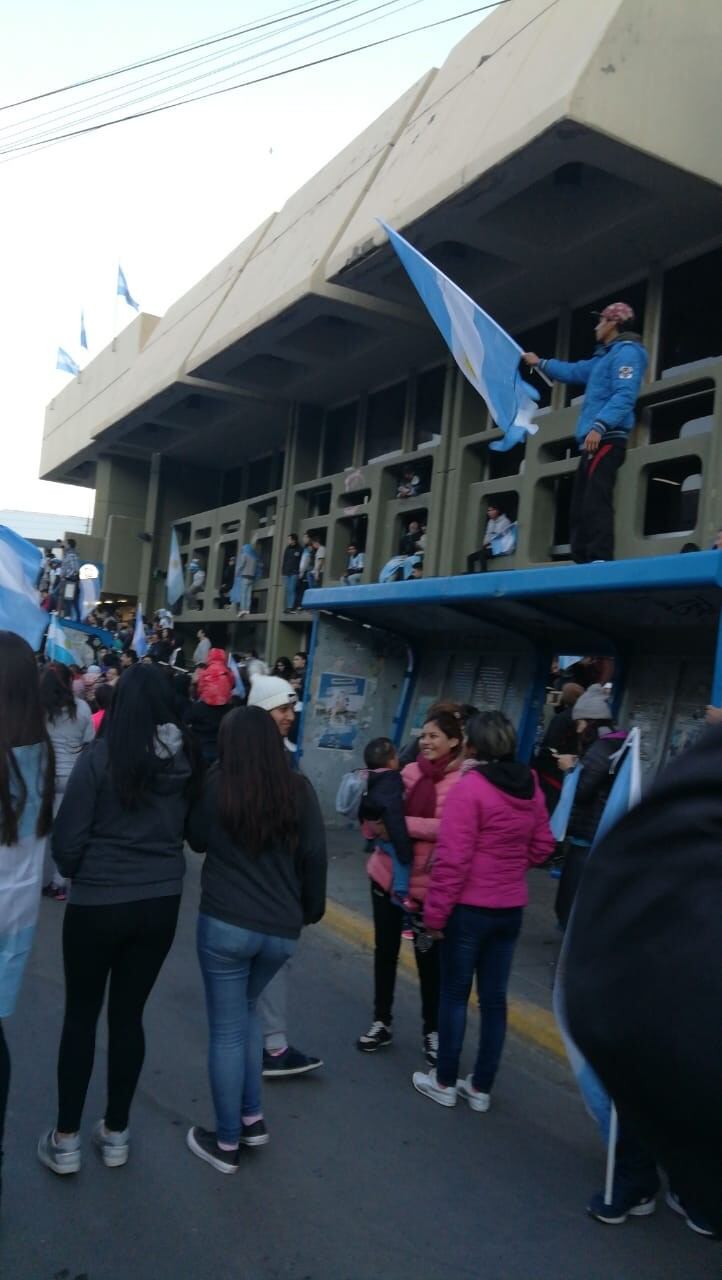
[
  {"left": 424, "top": 768, "right": 554, "bottom": 930},
  {"left": 197, "top": 648, "right": 234, "bottom": 707},
  {"left": 367, "top": 758, "right": 462, "bottom": 903}
]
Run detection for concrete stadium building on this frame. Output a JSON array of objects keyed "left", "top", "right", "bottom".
[{"left": 42, "top": 0, "right": 722, "bottom": 661}]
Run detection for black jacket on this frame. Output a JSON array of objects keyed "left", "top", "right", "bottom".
[
  {"left": 186, "top": 769, "right": 327, "bottom": 939},
  {"left": 566, "top": 725, "right": 722, "bottom": 1233},
  {"left": 183, "top": 701, "right": 230, "bottom": 765},
  {"left": 52, "top": 727, "right": 192, "bottom": 905},
  {"left": 567, "top": 731, "right": 626, "bottom": 844},
  {"left": 359, "top": 770, "right": 413, "bottom": 865},
  {"left": 281, "top": 545, "right": 301, "bottom": 576}
]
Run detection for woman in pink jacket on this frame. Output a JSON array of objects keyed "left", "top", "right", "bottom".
[
  {"left": 357, "top": 711, "right": 463, "bottom": 1066},
  {"left": 413, "top": 711, "right": 554, "bottom": 1110}
]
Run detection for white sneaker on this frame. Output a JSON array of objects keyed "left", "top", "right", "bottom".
[
  {"left": 92, "top": 1119, "right": 130, "bottom": 1167},
  {"left": 412, "top": 1068, "right": 457, "bottom": 1107},
  {"left": 456, "top": 1074, "right": 491, "bottom": 1112}
]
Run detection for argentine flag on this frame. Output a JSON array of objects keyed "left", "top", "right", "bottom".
[
  {"left": 0, "top": 525, "right": 47, "bottom": 651},
  {"left": 228, "top": 653, "right": 244, "bottom": 698},
  {"left": 117, "top": 266, "right": 139, "bottom": 312},
  {"left": 45, "top": 613, "right": 76, "bottom": 666},
  {"left": 379, "top": 221, "right": 539, "bottom": 452},
  {"left": 166, "top": 528, "right": 184, "bottom": 608},
  {"left": 132, "top": 602, "right": 148, "bottom": 657},
  {"left": 56, "top": 347, "right": 80, "bottom": 376}
]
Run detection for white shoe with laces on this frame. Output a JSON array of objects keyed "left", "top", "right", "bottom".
[
  {"left": 456, "top": 1074, "right": 491, "bottom": 1112},
  {"left": 412, "top": 1068, "right": 457, "bottom": 1107}
]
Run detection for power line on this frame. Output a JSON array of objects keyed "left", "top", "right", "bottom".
[{"left": 0, "top": 3, "right": 508, "bottom": 160}]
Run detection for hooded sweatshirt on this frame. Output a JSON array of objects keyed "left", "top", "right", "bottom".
[
  {"left": 52, "top": 724, "right": 192, "bottom": 905},
  {"left": 197, "top": 648, "right": 234, "bottom": 707},
  {"left": 424, "top": 762, "right": 554, "bottom": 929}
]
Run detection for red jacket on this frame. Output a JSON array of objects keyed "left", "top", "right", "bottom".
[
  {"left": 367, "top": 758, "right": 462, "bottom": 903},
  {"left": 197, "top": 649, "right": 234, "bottom": 707},
  {"left": 424, "top": 766, "right": 554, "bottom": 930}
]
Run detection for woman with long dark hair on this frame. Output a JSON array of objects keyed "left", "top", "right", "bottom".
[
  {"left": 0, "top": 632, "right": 55, "bottom": 1201},
  {"left": 185, "top": 706, "right": 326, "bottom": 1174},
  {"left": 39, "top": 663, "right": 94, "bottom": 900},
  {"left": 38, "top": 664, "right": 195, "bottom": 1176}
]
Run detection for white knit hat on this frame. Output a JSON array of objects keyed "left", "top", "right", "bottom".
[{"left": 248, "top": 673, "right": 296, "bottom": 712}]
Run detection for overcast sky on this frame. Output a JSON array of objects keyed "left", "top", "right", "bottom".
[{"left": 0, "top": 0, "right": 495, "bottom": 520}]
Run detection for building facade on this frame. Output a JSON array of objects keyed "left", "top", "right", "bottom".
[{"left": 41, "top": 0, "right": 722, "bottom": 661}]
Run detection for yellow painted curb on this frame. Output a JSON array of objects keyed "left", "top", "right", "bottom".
[{"left": 321, "top": 898, "right": 566, "bottom": 1063}]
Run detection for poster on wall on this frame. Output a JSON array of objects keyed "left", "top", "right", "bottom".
[{"left": 315, "top": 672, "right": 367, "bottom": 749}]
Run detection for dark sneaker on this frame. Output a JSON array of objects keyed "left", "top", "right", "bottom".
[
  {"left": 240, "top": 1120, "right": 269, "bottom": 1148},
  {"left": 588, "top": 1187, "right": 657, "bottom": 1224},
  {"left": 37, "top": 1128, "right": 81, "bottom": 1175},
  {"left": 666, "top": 1191, "right": 718, "bottom": 1238},
  {"left": 186, "top": 1126, "right": 239, "bottom": 1174},
  {"left": 423, "top": 1031, "right": 438, "bottom": 1067},
  {"left": 262, "top": 1046, "right": 323, "bottom": 1078},
  {"left": 357, "top": 1021, "right": 392, "bottom": 1053}
]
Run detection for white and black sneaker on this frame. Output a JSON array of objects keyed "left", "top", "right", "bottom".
[
  {"left": 423, "top": 1032, "right": 439, "bottom": 1067},
  {"left": 357, "top": 1021, "right": 392, "bottom": 1053},
  {"left": 186, "top": 1126, "right": 239, "bottom": 1174},
  {"left": 240, "top": 1120, "right": 269, "bottom": 1148}
]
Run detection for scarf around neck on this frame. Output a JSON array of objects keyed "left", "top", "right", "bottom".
[{"left": 405, "top": 752, "right": 454, "bottom": 818}]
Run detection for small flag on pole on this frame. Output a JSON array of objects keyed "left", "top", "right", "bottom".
[
  {"left": 166, "top": 528, "right": 184, "bottom": 608},
  {"left": 56, "top": 347, "right": 80, "bottom": 375},
  {"left": 80, "top": 311, "right": 88, "bottom": 350},
  {"left": 379, "top": 219, "right": 539, "bottom": 452},
  {"left": 132, "top": 601, "right": 148, "bottom": 658},
  {"left": 117, "top": 265, "right": 139, "bottom": 312}
]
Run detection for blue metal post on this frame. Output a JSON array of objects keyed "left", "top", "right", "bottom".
[
  {"left": 296, "top": 611, "right": 320, "bottom": 769},
  {"left": 390, "top": 645, "right": 417, "bottom": 748},
  {"left": 517, "top": 652, "right": 548, "bottom": 763},
  {"left": 712, "top": 605, "right": 722, "bottom": 707}
]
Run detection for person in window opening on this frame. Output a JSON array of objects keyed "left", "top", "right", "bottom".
[
  {"left": 219, "top": 555, "right": 236, "bottom": 610},
  {"left": 343, "top": 544, "right": 365, "bottom": 586},
  {"left": 59, "top": 539, "right": 81, "bottom": 621},
  {"left": 399, "top": 521, "right": 421, "bottom": 558},
  {"left": 295, "top": 534, "right": 314, "bottom": 610},
  {"left": 280, "top": 535, "right": 301, "bottom": 613},
  {"left": 397, "top": 468, "right": 421, "bottom": 499},
  {"left": 234, "top": 543, "right": 259, "bottom": 618},
  {"left": 193, "top": 628, "right": 211, "bottom": 668},
  {"left": 310, "top": 537, "right": 326, "bottom": 588},
  {"left": 523, "top": 302, "right": 649, "bottom": 563},
  {"left": 467, "top": 504, "right": 513, "bottom": 574},
  {"left": 185, "top": 556, "right": 206, "bottom": 609}
]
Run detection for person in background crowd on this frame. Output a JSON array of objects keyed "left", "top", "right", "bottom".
[
  {"left": 193, "top": 628, "right": 211, "bottom": 668},
  {"left": 296, "top": 534, "right": 314, "bottom": 609},
  {"left": 467, "top": 504, "right": 513, "bottom": 574},
  {"left": 150, "top": 628, "right": 174, "bottom": 664},
  {"left": 104, "top": 654, "right": 121, "bottom": 686},
  {"left": 397, "top": 468, "right": 421, "bottom": 499},
  {"left": 310, "top": 537, "right": 326, "bottom": 588},
  {"left": 185, "top": 706, "right": 327, "bottom": 1174},
  {"left": 38, "top": 664, "right": 195, "bottom": 1177},
  {"left": 185, "top": 650, "right": 234, "bottom": 768},
  {"left": 535, "top": 682, "right": 585, "bottom": 816},
  {"left": 247, "top": 675, "right": 323, "bottom": 1078},
  {"left": 218, "top": 555, "right": 236, "bottom": 610},
  {"left": 358, "top": 711, "right": 464, "bottom": 1063},
  {"left": 0, "top": 632, "right": 55, "bottom": 1206},
  {"left": 83, "top": 665, "right": 103, "bottom": 705},
  {"left": 272, "top": 656, "right": 294, "bottom": 681},
  {"left": 398, "top": 702, "right": 478, "bottom": 769},
  {"left": 39, "top": 664, "right": 94, "bottom": 902},
  {"left": 185, "top": 556, "right": 206, "bottom": 609},
  {"left": 412, "top": 712, "right": 554, "bottom": 1109},
  {"left": 281, "top": 535, "right": 301, "bottom": 613},
  {"left": 38, "top": 549, "right": 54, "bottom": 594},
  {"left": 554, "top": 684, "right": 627, "bottom": 929},
  {"left": 343, "top": 544, "right": 365, "bottom": 586},
  {"left": 234, "top": 542, "right": 260, "bottom": 619},
  {"left": 173, "top": 671, "right": 193, "bottom": 721},
  {"left": 292, "top": 652, "right": 307, "bottom": 681},
  {"left": 399, "top": 521, "right": 421, "bottom": 558},
  {"left": 524, "top": 303, "right": 648, "bottom": 563},
  {"left": 119, "top": 651, "right": 138, "bottom": 672},
  {"left": 92, "top": 682, "right": 113, "bottom": 735},
  {"left": 58, "top": 539, "right": 81, "bottom": 621}
]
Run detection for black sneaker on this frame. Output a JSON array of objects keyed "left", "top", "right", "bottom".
[
  {"left": 262, "top": 1046, "right": 323, "bottom": 1078},
  {"left": 240, "top": 1120, "right": 269, "bottom": 1148},
  {"left": 588, "top": 1187, "right": 657, "bottom": 1224},
  {"left": 186, "top": 1126, "right": 239, "bottom": 1174},
  {"left": 357, "top": 1021, "right": 392, "bottom": 1053},
  {"left": 666, "top": 1191, "right": 718, "bottom": 1238},
  {"left": 423, "top": 1031, "right": 438, "bottom": 1067}
]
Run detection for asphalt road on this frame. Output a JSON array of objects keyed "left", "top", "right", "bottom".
[{"left": 1, "top": 857, "right": 717, "bottom": 1280}]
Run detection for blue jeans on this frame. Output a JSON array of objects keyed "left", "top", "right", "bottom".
[
  {"left": 377, "top": 840, "right": 410, "bottom": 900},
  {"left": 238, "top": 576, "right": 254, "bottom": 613},
  {"left": 436, "top": 904, "right": 522, "bottom": 1092},
  {"left": 283, "top": 575, "right": 297, "bottom": 610},
  {"left": 197, "top": 914, "right": 295, "bottom": 1144}
]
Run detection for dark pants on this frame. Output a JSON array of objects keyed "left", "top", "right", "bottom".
[
  {"left": 0, "top": 1021, "right": 8, "bottom": 1192},
  {"left": 570, "top": 444, "right": 625, "bottom": 563},
  {"left": 371, "top": 883, "right": 440, "bottom": 1036},
  {"left": 57, "top": 896, "right": 180, "bottom": 1133},
  {"left": 467, "top": 547, "right": 490, "bottom": 573},
  {"left": 436, "top": 904, "right": 523, "bottom": 1091}
]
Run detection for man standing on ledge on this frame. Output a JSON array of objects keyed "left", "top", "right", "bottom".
[{"left": 523, "top": 302, "right": 648, "bottom": 563}]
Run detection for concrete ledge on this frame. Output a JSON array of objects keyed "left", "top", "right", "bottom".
[{"left": 321, "top": 898, "right": 566, "bottom": 1063}]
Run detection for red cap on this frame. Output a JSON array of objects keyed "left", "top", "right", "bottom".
[{"left": 594, "top": 301, "right": 635, "bottom": 325}]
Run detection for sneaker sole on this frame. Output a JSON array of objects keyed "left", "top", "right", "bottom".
[
  {"left": 262, "top": 1060, "right": 323, "bottom": 1078},
  {"left": 186, "top": 1128, "right": 238, "bottom": 1174},
  {"left": 589, "top": 1199, "right": 657, "bottom": 1224},
  {"left": 357, "top": 1040, "right": 392, "bottom": 1054},
  {"left": 665, "top": 1191, "right": 716, "bottom": 1237},
  {"left": 96, "top": 1144, "right": 129, "bottom": 1167},
  {"left": 240, "top": 1133, "right": 270, "bottom": 1148},
  {"left": 412, "top": 1079, "right": 457, "bottom": 1107}
]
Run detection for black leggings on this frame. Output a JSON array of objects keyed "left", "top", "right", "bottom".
[
  {"left": 57, "top": 896, "right": 180, "bottom": 1133},
  {"left": 371, "top": 883, "right": 440, "bottom": 1036}
]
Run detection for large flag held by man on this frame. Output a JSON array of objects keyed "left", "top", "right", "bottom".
[
  {"left": 0, "top": 525, "right": 48, "bottom": 651},
  {"left": 379, "top": 220, "right": 540, "bottom": 452}
]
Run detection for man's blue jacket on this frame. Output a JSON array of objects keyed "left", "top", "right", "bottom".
[{"left": 541, "top": 333, "right": 649, "bottom": 447}]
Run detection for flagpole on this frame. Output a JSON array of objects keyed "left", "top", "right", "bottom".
[{"left": 604, "top": 1104, "right": 618, "bottom": 1205}]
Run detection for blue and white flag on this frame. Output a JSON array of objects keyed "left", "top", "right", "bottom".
[
  {"left": 45, "top": 613, "right": 76, "bottom": 666},
  {"left": 166, "top": 528, "right": 184, "bottom": 608},
  {"left": 117, "top": 265, "right": 139, "bottom": 312},
  {"left": 549, "top": 764, "right": 581, "bottom": 842},
  {"left": 553, "top": 726, "right": 642, "bottom": 1140},
  {"left": 379, "top": 220, "right": 539, "bottom": 452},
  {"left": 80, "top": 311, "right": 88, "bottom": 351},
  {"left": 132, "top": 601, "right": 148, "bottom": 657},
  {"left": 558, "top": 655, "right": 583, "bottom": 671},
  {"left": 0, "top": 525, "right": 47, "bottom": 651},
  {"left": 228, "top": 653, "right": 244, "bottom": 698},
  {"left": 56, "top": 347, "right": 80, "bottom": 376}
]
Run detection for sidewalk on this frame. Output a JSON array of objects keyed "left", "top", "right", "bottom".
[{"left": 323, "top": 824, "right": 565, "bottom": 1059}]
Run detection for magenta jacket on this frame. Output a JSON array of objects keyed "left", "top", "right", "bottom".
[{"left": 424, "top": 767, "right": 554, "bottom": 930}]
